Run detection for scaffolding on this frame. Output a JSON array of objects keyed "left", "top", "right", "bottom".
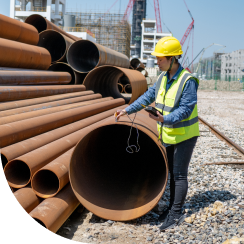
[{"left": 65, "top": 11, "right": 131, "bottom": 57}]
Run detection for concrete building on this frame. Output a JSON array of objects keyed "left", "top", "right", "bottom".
[
  {"left": 221, "top": 49, "right": 244, "bottom": 81},
  {"left": 10, "top": 0, "right": 66, "bottom": 24},
  {"left": 139, "top": 19, "right": 172, "bottom": 66}
]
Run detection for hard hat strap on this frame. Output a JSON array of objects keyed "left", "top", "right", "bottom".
[{"left": 168, "top": 56, "right": 175, "bottom": 72}]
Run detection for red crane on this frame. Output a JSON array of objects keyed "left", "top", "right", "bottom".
[
  {"left": 122, "top": 0, "right": 136, "bottom": 22},
  {"left": 153, "top": 0, "right": 163, "bottom": 33}
]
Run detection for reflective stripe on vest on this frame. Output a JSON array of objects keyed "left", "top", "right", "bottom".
[{"left": 155, "top": 69, "right": 200, "bottom": 144}]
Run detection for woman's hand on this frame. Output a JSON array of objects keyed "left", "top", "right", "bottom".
[
  {"left": 149, "top": 111, "right": 164, "bottom": 123},
  {"left": 114, "top": 109, "right": 127, "bottom": 121}
]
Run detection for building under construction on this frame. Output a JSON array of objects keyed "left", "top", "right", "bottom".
[{"left": 65, "top": 11, "right": 131, "bottom": 58}]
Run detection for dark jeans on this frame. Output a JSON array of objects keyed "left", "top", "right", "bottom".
[{"left": 166, "top": 136, "right": 198, "bottom": 212}]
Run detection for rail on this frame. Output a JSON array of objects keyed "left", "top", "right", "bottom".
[
  {"left": 59, "top": 27, "right": 95, "bottom": 38},
  {"left": 15, "top": 7, "right": 47, "bottom": 12}
]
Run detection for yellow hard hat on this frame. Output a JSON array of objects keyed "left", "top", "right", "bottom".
[{"left": 151, "top": 36, "right": 183, "bottom": 57}]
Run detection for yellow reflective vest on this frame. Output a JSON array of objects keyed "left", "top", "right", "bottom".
[{"left": 155, "top": 69, "right": 200, "bottom": 144}]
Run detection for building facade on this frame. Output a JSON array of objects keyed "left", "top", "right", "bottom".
[
  {"left": 221, "top": 50, "right": 244, "bottom": 81},
  {"left": 10, "top": 0, "right": 66, "bottom": 24}
]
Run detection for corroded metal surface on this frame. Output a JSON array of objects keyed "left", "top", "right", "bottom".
[
  {"left": 130, "top": 58, "right": 145, "bottom": 70},
  {"left": 0, "top": 14, "right": 39, "bottom": 45},
  {"left": 0, "top": 37, "right": 51, "bottom": 70},
  {"left": 0, "top": 71, "right": 71, "bottom": 85},
  {"left": 69, "top": 112, "right": 168, "bottom": 221},
  {"left": 0, "top": 85, "right": 85, "bottom": 102},
  {"left": 67, "top": 40, "right": 130, "bottom": 73},
  {"left": 83, "top": 65, "right": 147, "bottom": 104}
]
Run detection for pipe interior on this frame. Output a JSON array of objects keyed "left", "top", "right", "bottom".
[
  {"left": 71, "top": 124, "right": 167, "bottom": 211},
  {"left": 84, "top": 67, "right": 131, "bottom": 103},
  {"left": 1, "top": 154, "right": 8, "bottom": 169},
  {"left": 4, "top": 160, "right": 30, "bottom": 187},
  {"left": 38, "top": 32, "right": 66, "bottom": 62},
  {"left": 117, "top": 83, "right": 123, "bottom": 93},
  {"left": 32, "top": 170, "right": 59, "bottom": 196},
  {"left": 49, "top": 63, "right": 75, "bottom": 84},
  {"left": 130, "top": 58, "right": 140, "bottom": 69},
  {"left": 67, "top": 41, "right": 99, "bottom": 72},
  {"left": 124, "top": 84, "right": 132, "bottom": 94},
  {"left": 25, "top": 15, "right": 47, "bottom": 33},
  {"left": 34, "top": 218, "right": 47, "bottom": 228}
]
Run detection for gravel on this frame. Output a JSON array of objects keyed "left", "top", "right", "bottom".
[{"left": 57, "top": 90, "right": 244, "bottom": 244}]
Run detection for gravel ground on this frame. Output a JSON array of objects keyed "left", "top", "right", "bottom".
[{"left": 57, "top": 90, "right": 244, "bottom": 244}]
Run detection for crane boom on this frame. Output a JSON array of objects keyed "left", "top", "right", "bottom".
[
  {"left": 153, "top": 0, "right": 163, "bottom": 33},
  {"left": 122, "top": 0, "right": 136, "bottom": 22}
]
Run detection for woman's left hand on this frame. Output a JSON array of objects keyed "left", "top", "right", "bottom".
[{"left": 149, "top": 111, "right": 164, "bottom": 123}]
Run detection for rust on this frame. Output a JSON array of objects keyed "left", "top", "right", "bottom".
[
  {"left": 25, "top": 14, "right": 80, "bottom": 41},
  {"left": 29, "top": 184, "right": 80, "bottom": 233},
  {"left": 118, "top": 83, "right": 124, "bottom": 93},
  {"left": 1, "top": 105, "right": 127, "bottom": 169},
  {"left": 130, "top": 58, "right": 145, "bottom": 69},
  {"left": 83, "top": 65, "right": 147, "bottom": 104},
  {"left": 0, "top": 71, "right": 71, "bottom": 85},
  {"left": 0, "top": 14, "right": 39, "bottom": 45},
  {"left": 0, "top": 85, "right": 85, "bottom": 102},
  {"left": 0, "top": 37, "right": 51, "bottom": 70},
  {"left": 137, "top": 67, "right": 148, "bottom": 77},
  {"left": 69, "top": 112, "right": 168, "bottom": 221},
  {"left": 124, "top": 84, "right": 132, "bottom": 94},
  {"left": 67, "top": 40, "right": 130, "bottom": 73},
  {"left": 0, "top": 95, "right": 107, "bottom": 125},
  {"left": 14, "top": 185, "right": 42, "bottom": 213},
  {"left": 38, "top": 30, "right": 74, "bottom": 63}
]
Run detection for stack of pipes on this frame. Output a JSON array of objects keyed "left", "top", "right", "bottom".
[{"left": 0, "top": 13, "right": 167, "bottom": 235}]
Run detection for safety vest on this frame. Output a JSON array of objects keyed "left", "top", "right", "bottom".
[{"left": 155, "top": 69, "right": 200, "bottom": 144}]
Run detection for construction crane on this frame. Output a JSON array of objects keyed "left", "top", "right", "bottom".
[
  {"left": 153, "top": 0, "right": 162, "bottom": 33},
  {"left": 122, "top": 0, "right": 136, "bottom": 22}
]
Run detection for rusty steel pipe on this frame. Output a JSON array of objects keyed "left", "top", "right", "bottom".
[
  {"left": 25, "top": 14, "right": 80, "bottom": 42},
  {"left": 38, "top": 30, "right": 74, "bottom": 63},
  {"left": 48, "top": 62, "right": 75, "bottom": 84},
  {"left": 30, "top": 105, "right": 127, "bottom": 198},
  {"left": 0, "top": 98, "right": 125, "bottom": 149},
  {"left": 1, "top": 105, "right": 127, "bottom": 169},
  {"left": 0, "top": 96, "right": 111, "bottom": 125},
  {"left": 0, "top": 71, "right": 71, "bottom": 85},
  {"left": 30, "top": 184, "right": 80, "bottom": 233},
  {"left": 4, "top": 103, "right": 124, "bottom": 189},
  {"left": 67, "top": 40, "right": 130, "bottom": 73},
  {"left": 130, "top": 58, "right": 145, "bottom": 69},
  {"left": 118, "top": 83, "right": 124, "bottom": 93},
  {"left": 0, "top": 85, "right": 85, "bottom": 102},
  {"left": 124, "top": 84, "right": 132, "bottom": 94},
  {"left": 0, "top": 90, "right": 93, "bottom": 112},
  {"left": 137, "top": 67, "right": 148, "bottom": 77},
  {"left": 0, "top": 92, "right": 97, "bottom": 117},
  {"left": 0, "top": 14, "right": 39, "bottom": 45},
  {"left": 14, "top": 185, "right": 42, "bottom": 213},
  {"left": 83, "top": 66, "right": 147, "bottom": 104},
  {"left": 0, "top": 37, "right": 51, "bottom": 70},
  {"left": 69, "top": 113, "right": 168, "bottom": 221}
]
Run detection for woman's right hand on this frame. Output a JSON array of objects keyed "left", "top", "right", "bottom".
[{"left": 114, "top": 109, "right": 127, "bottom": 121}]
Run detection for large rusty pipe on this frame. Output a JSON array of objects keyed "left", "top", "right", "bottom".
[
  {"left": 67, "top": 40, "right": 130, "bottom": 73},
  {"left": 0, "top": 71, "right": 71, "bottom": 85},
  {"left": 124, "top": 84, "right": 132, "bottom": 94},
  {"left": 69, "top": 113, "right": 168, "bottom": 221},
  {"left": 4, "top": 104, "right": 125, "bottom": 189},
  {"left": 25, "top": 14, "right": 80, "bottom": 42},
  {"left": 30, "top": 105, "right": 127, "bottom": 198},
  {"left": 0, "top": 96, "right": 110, "bottom": 126},
  {"left": 0, "top": 98, "right": 125, "bottom": 149},
  {"left": 0, "top": 93, "right": 102, "bottom": 117},
  {"left": 48, "top": 62, "right": 75, "bottom": 84},
  {"left": 0, "top": 37, "right": 51, "bottom": 70},
  {"left": 0, "top": 14, "right": 39, "bottom": 45},
  {"left": 1, "top": 105, "right": 127, "bottom": 169},
  {"left": 0, "top": 90, "right": 93, "bottom": 111},
  {"left": 118, "top": 83, "right": 124, "bottom": 93},
  {"left": 30, "top": 184, "right": 80, "bottom": 233},
  {"left": 130, "top": 58, "right": 145, "bottom": 69},
  {"left": 0, "top": 85, "right": 85, "bottom": 102},
  {"left": 38, "top": 30, "right": 74, "bottom": 63},
  {"left": 83, "top": 65, "right": 147, "bottom": 104},
  {"left": 14, "top": 185, "right": 42, "bottom": 213},
  {"left": 137, "top": 67, "right": 148, "bottom": 77}
]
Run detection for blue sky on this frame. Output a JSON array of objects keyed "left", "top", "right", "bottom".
[{"left": 0, "top": 0, "right": 243, "bottom": 65}]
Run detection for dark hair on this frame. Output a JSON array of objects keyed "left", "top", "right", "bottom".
[{"left": 165, "top": 56, "right": 181, "bottom": 64}]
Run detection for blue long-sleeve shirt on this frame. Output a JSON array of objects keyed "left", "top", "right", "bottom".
[{"left": 125, "top": 64, "right": 198, "bottom": 146}]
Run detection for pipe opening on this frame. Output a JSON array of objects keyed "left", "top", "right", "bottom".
[
  {"left": 124, "top": 84, "right": 132, "bottom": 94},
  {"left": 4, "top": 160, "right": 30, "bottom": 187},
  {"left": 38, "top": 31, "right": 66, "bottom": 63},
  {"left": 67, "top": 40, "right": 99, "bottom": 73},
  {"left": 25, "top": 15, "right": 47, "bottom": 33},
  {"left": 130, "top": 58, "right": 140, "bottom": 69},
  {"left": 71, "top": 124, "right": 167, "bottom": 211},
  {"left": 1, "top": 154, "right": 8, "bottom": 169},
  {"left": 31, "top": 218, "right": 47, "bottom": 230},
  {"left": 117, "top": 83, "right": 123, "bottom": 93},
  {"left": 49, "top": 63, "right": 75, "bottom": 84},
  {"left": 32, "top": 170, "right": 60, "bottom": 197}
]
